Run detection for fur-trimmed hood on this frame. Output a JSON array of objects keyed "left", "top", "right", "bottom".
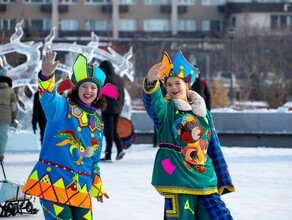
[{"left": 172, "top": 90, "right": 207, "bottom": 117}]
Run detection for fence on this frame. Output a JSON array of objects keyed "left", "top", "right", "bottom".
[{"left": 132, "top": 110, "right": 292, "bottom": 148}]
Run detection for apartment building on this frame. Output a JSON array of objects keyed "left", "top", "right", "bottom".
[
  {"left": 1, "top": 0, "right": 292, "bottom": 40},
  {"left": 220, "top": 1, "right": 292, "bottom": 36},
  {"left": 0, "top": 0, "right": 226, "bottom": 40},
  {"left": 1, "top": 0, "right": 291, "bottom": 40}
]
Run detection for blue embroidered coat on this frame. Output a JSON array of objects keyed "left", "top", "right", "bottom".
[{"left": 22, "top": 74, "right": 105, "bottom": 209}]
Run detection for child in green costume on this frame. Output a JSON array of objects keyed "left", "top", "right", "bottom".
[{"left": 143, "top": 51, "right": 235, "bottom": 220}]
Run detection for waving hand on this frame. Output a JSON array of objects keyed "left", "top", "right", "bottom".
[
  {"left": 146, "top": 63, "right": 166, "bottom": 83},
  {"left": 42, "top": 51, "right": 60, "bottom": 77}
]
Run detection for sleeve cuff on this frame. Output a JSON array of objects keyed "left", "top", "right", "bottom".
[
  {"left": 38, "top": 71, "right": 54, "bottom": 81},
  {"left": 142, "top": 77, "right": 160, "bottom": 95},
  {"left": 91, "top": 176, "right": 106, "bottom": 197},
  {"left": 218, "top": 186, "right": 235, "bottom": 195},
  {"left": 38, "top": 72, "right": 55, "bottom": 93}
]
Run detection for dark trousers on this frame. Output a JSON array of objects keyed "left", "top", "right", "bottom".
[
  {"left": 39, "top": 122, "right": 46, "bottom": 144},
  {"left": 102, "top": 113, "right": 122, "bottom": 159}
]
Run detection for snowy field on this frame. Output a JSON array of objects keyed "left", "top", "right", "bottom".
[{"left": 0, "top": 144, "right": 292, "bottom": 220}]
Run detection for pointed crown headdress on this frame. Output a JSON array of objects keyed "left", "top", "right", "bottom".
[{"left": 159, "top": 50, "right": 198, "bottom": 85}]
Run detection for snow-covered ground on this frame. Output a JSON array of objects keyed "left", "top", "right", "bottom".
[{"left": 1, "top": 144, "right": 292, "bottom": 220}]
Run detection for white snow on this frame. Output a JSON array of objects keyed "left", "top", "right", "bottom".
[{"left": 1, "top": 144, "right": 292, "bottom": 220}]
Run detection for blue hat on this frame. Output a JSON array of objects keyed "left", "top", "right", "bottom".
[{"left": 160, "top": 51, "right": 199, "bottom": 85}]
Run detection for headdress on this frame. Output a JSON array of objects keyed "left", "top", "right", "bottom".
[
  {"left": 159, "top": 51, "right": 198, "bottom": 85},
  {"left": 58, "top": 54, "right": 118, "bottom": 99}
]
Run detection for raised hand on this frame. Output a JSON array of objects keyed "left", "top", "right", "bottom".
[
  {"left": 146, "top": 62, "right": 166, "bottom": 83},
  {"left": 42, "top": 51, "right": 60, "bottom": 77}
]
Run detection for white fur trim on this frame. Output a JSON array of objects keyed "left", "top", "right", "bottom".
[{"left": 172, "top": 91, "right": 207, "bottom": 117}]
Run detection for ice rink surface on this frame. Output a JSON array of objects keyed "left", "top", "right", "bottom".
[{"left": 1, "top": 144, "right": 291, "bottom": 220}]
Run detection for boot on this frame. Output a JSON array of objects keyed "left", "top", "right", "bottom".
[
  {"left": 116, "top": 151, "right": 125, "bottom": 160},
  {"left": 100, "top": 152, "right": 112, "bottom": 163}
]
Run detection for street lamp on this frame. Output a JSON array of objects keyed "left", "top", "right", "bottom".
[{"left": 228, "top": 28, "right": 236, "bottom": 106}]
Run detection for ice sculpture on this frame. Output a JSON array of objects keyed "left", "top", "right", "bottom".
[
  {"left": 0, "top": 20, "right": 42, "bottom": 130},
  {"left": 0, "top": 20, "right": 134, "bottom": 130},
  {"left": 43, "top": 27, "right": 134, "bottom": 83}
]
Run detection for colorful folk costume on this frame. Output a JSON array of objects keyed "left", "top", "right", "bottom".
[
  {"left": 22, "top": 54, "right": 117, "bottom": 220},
  {"left": 143, "top": 51, "right": 235, "bottom": 220}
]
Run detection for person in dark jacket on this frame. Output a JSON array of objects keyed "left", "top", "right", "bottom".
[
  {"left": 190, "top": 68, "right": 212, "bottom": 110},
  {"left": 99, "top": 60, "right": 125, "bottom": 162},
  {"left": 32, "top": 91, "right": 47, "bottom": 144}
]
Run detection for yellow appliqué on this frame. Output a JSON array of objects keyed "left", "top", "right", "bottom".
[
  {"left": 165, "top": 194, "right": 179, "bottom": 218},
  {"left": 38, "top": 75, "right": 55, "bottom": 93}
]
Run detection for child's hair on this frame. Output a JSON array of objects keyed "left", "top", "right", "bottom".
[{"left": 67, "top": 89, "right": 107, "bottom": 111}]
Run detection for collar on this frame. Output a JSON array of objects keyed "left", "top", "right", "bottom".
[
  {"left": 172, "top": 90, "right": 207, "bottom": 117},
  {"left": 70, "top": 98, "right": 98, "bottom": 114}
]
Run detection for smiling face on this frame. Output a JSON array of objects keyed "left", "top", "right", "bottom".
[
  {"left": 78, "top": 81, "right": 98, "bottom": 105},
  {"left": 166, "top": 77, "right": 189, "bottom": 101}
]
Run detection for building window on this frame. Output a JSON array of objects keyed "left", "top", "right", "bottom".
[
  {"left": 178, "top": 0, "right": 195, "bottom": 5},
  {"left": 202, "top": 0, "right": 225, "bottom": 5},
  {"left": 60, "top": 19, "right": 78, "bottom": 31},
  {"left": 252, "top": 0, "right": 282, "bottom": 2},
  {"left": 271, "top": 15, "right": 277, "bottom": 29},
  {"left": 85, "top": 0, "right": 111, "bottom": 3},
  {"left": 119, "top": 0, "right": 136, "bottom": 4},
  {"left": 202, "top": 20, "right": 223, "bottom": 32},
  {"left": 144, "top": 19, "right": 170, "bottom": 31},
  {"left": 24, "top": 0, "right": 50, "bottom": 3},
  {"left": 210, "top": 20, "right": 224, "bottom": 32},
  {"left": 30, "top": 19, "right": 51, "bottom": 30},
  {"left": 271, "top": 15, "right": 292, "bottom": 30},
  {"left": 84, "top": 19, "right": 111, "bottom": 31},
  {"left": 0, "top": 0, "right": 16, "bottom": 3},
  {"left": 225, "top": 0, "right": 251, "bottom": 2},
  {"left": 119, "top": 19, "right": 137, "bottom": 31},
  {"left": 144, "top": 0, "right": 169, "bottom": 5},
  {"left": 0, "top": 19, "right": 16, "bottom": 30},
  {"left": 178, "top": 19, "right": 196, "bottom": 31},
  {"left": 59, "top": 0, "right": 77, "bottom": 3},
  {"left": 280, "top": 15, "right": 288, "bottom": 29}
]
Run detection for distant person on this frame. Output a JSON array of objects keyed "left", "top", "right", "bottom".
[
  {"left": 190, "top": 67, "right": 212, "bottom": 110},
  {"left": 32, "top": 91, "right": 47, "bottom": 144},
  {"left": 0, "top": 70, "right": 17, "bottom": 163},
  {"left": 99, "top": 60, "right": 125, "bottom": 162}
]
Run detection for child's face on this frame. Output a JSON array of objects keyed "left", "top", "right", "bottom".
[
  {"left": 166, "top": 77, "right": 188, "bottom": 101},
  {"left": 78, "top": 82, "right": 98, "bottom": 105}
]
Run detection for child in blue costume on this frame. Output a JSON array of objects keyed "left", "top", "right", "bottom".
[
  {"left": 23, "top": 51, "right": 118, "bottom": 220},
  {"left": 143, "top": 51, "right": 235, "bottom": 220}
]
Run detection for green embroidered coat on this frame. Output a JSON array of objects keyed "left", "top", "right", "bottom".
[{"left": 143, "top": 79, "right": 235, "bottom": 196}]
